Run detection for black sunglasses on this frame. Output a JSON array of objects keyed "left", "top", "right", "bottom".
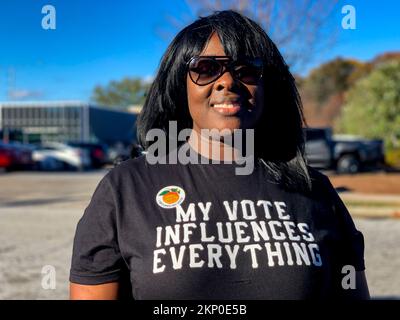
[{"left": 186, "top": 56, "right": 263, "bottom": 86}]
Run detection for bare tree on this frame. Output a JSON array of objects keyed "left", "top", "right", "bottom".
[{"left": 181, "top": 0, "right": 339, "bottom": 72}]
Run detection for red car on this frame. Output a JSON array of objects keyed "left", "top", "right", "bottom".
[
  {"left": 0, "top": 143, "right": 13, "bottom": 170},
  {"left": 0, "top": 141, "right": 34, "bottom": 171}
]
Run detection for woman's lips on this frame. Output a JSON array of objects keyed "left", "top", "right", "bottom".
[{"left": 211, "top": 103, "right": 241, "bottom": 116}]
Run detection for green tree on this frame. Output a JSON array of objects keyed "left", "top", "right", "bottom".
[
  {"left": 91, "top": 77, "right": 151, "bottom": 109},
  {"left": 302, "top": 58, "right": 367, "bottom": 106},
  {"left": 336, "top": 61, "right": 400, "bottom": 149}
]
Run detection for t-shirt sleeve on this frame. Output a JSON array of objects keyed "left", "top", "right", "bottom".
[
  {"left": 69, "top": 174, "right": 126, "bottom": 284},
  {"left": 320, "top": 173, "right": 366, "bottom": 272}
]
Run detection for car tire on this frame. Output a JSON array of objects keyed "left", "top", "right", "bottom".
[
  {"left": 336, "top": 154, "right": 361, "bottom": 174},
  {"left": 40, "top": 158, "right": 64, "bottom": 171}
]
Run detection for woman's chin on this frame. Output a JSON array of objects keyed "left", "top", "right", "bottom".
[{"left": 207, "top": 118, "right": 242, "bottom": 133}]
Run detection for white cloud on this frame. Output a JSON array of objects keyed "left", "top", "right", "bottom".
[{"left": 8, "top": 89, "right": 44, "bottom": 99}]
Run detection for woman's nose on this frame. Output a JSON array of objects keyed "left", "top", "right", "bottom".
[{"left": 214, "top": 69, "right": 237, "bottom": 91}]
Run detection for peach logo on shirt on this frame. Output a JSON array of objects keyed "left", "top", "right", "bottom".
[{"left": 156, "top": 186, "right": 185, "bottom": 209}]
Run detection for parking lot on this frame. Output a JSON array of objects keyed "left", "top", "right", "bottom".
[{"left": 0, "top": 169, "right": 399, "bottom": 299}]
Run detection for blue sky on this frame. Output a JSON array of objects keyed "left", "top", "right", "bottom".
[{"left": 0, "top": 0, "right": 399, "bottom": 102}]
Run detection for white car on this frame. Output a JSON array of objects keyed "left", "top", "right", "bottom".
[{"left": 32, "top": 142, "right": 91, "bottom": 171}]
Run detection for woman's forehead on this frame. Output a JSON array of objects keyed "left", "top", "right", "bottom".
[
  {"left": 200, "top": 32, "right": 226, "bottom": 56},
  {"left": 195, "top": 30, "right": 259, "bottom": 60}
]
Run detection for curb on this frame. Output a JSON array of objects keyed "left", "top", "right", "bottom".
[{"left": 338, "top": 192, "right": 400, "bottom": 219}]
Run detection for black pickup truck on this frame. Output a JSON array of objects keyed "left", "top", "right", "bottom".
[{"left": 304, "top": 127, "right": 385, "bottom": 174}]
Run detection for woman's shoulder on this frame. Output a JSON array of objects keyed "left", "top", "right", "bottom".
[
  {"left": 306, "top": 165, "right": 338, "bottom": 200},
  {"left": 307, "top": 165, "right": 330, "bottom": 184},
  {"left": 104, "top": 152, "right": 179, "bottom": 184},
  {"left": 103, "top": 154, "right": 149, "bottom": 183}
]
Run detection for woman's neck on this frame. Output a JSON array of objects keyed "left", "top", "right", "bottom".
[{"left": 187, "top": 129, "right": 241, "bottom": 162}]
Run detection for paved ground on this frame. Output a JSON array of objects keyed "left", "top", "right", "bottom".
[
  {"left": 0, "top": 170, "right": 399, "bottom": 299},
  {"left": 0, "top": 171, "right": 101, "bottom": 300}
]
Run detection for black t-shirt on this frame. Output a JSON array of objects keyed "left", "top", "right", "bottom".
[{"left": 70, "top": 142, "right": 365, "bottom": 299}]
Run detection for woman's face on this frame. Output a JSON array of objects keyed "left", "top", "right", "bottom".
[{"left": 186, "top": 32, "right": 264, "bottom": 136}]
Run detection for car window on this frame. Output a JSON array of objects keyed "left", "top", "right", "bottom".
[
  {"left": 305, "top": 129, "right": 326, "bottom": 141},
  {"left": 41, "top": 146, "right": 56, "bottom": 150}
]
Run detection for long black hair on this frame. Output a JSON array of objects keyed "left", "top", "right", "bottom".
[{"left": 137, "top": 10, "right": 312, "bottom": 192}]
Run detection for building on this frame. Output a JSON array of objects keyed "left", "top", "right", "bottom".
[{"left": 0, "top": 101, "right": 137, "bottom": 146}]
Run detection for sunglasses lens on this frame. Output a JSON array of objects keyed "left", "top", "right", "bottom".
[
  {"left": 188, "top": 57, "right": 263, "bottom": 85},
  {"left": 189, "top": 58, "right": 222, "bottom": 85},
  {"left": 234, "top": 65, "right": 262, "bottom": 85}
]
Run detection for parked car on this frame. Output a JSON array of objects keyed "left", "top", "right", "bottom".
[
  {"left": 0, "top": 143, "right": 13, "bottom": 171},
  {"left": 0, "top": 141, "right": 34, "bottom": 171},
  {"left": 304, "top": 127, "right": 385, "bottom": 174},
  {"left": 66, "top": 141, "right": 109, "bottom": 169},
  {"left": 107, "top": 142, "right": 132, "bottom": 166},
  {"left": 32, "top": 142, "right": 91, "bottom": 171}
]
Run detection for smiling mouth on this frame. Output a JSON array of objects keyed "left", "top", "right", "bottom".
[
  {"left": 211, "top": 102, "right": 252, "bottom": 116},
  {"left": 211, "top": 101, "right": 253, "bottom": 116}
]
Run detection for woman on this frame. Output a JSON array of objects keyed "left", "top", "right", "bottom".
[{"left": 70, "top": 10, "right": 369, "bottom": 299}]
